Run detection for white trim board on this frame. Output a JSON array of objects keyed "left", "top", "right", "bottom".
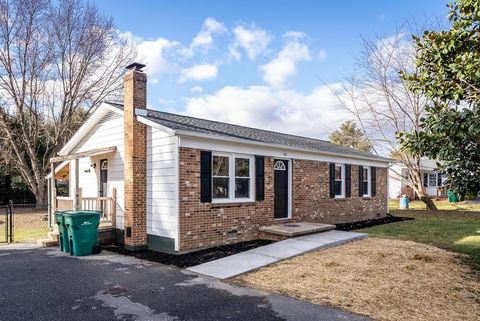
[
  {"left": 58, "top": 102, "right": 124, "bottom": 156},
  {"left": 179, "top": 135, "right": 390, "bottom": 168}
]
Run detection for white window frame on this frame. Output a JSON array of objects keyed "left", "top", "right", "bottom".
[
  {"left": 212, "top": 152, "right": 254, "bottom": 203},
  {"left": 428, "top": 173, "right": 438, "bottom": 187},
  {"left": 362, "top": 166, "right": 371, "bottom": 197},
  {"left": 334, "top": 163, "right": 346, "bottom": 199}
]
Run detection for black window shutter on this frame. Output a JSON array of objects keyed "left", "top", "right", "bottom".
[
  {"left": 358, "top": 165, "right": 364, "bottom": 197},
  {"left": 200, "top": 151, "right": 212, "bottom": 203},
  {"left": 423, "top": 173, "right": 428, "bottom": 187},
  {"left": 437, "top": 172, "right": 442, "bottom": 186},
  {"left": 255, "top": 156, "right": 265, "bottom": 201},
  {"left": 329, "top": 163, "right": 335, "bottom": 198},
  {"left": 345, "top": 164, "right": 351, "bottom": 197},
  {"left": 371, "top": 166, "right": 377, "bottom": 197}
]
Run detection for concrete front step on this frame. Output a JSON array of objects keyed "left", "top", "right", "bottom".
[
  {"left": 37, "top": 238, "right": 58, "bottom": 247},
  {"left": 259, "top": 222, "right": 336, "bottom": 237},
  {"left": 187, "top": 230, "right": 368, "bottom": 279}
]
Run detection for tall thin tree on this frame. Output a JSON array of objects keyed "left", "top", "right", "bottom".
[
  {"left": 330, "top": 23, "right": 439, "bottom": 209},
  {"left": 0, "top": 0, "right": 135, "bottom": 203}
]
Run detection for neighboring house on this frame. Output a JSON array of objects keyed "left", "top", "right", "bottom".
[
  {"left": 389, "top": 158, "right": 447, "bottom": 199},
  {"left": 48, "top": 63, "right": 391, "bottom": 254}
]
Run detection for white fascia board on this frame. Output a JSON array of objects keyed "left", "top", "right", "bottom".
[
  {"left": 136, "top": 115, "right": 176, "bottom": 136},
  {"left": 58, "top": 103, "right": 115, "bottom": 156},
  {"left": 176, "top": 130, "right": 391, "bottom": 167},
  {"left": 104, "top": 103, "right": 125, "bottom": 115},
  {"left": 45, "top": 160, "right": 69, "bottom": 179}
]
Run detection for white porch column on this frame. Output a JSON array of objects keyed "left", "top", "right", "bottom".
[{"left": 74, "top": 158, "right": 81, "bottom": 210}]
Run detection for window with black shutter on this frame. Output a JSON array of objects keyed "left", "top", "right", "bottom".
[
  {"left": 200, "top": 151, "right": 212, "bottom": 202},
  {"left": 255, "top": 156, "right": 265, "bottom": 201},
  {"left": 329, "top": 163, "right": 336, "bottom": 198},
  {"left": 345, "top": 164, "right": 351, "bottom": 198},
  {"left": 371, "top": 166, "right": 376, "bottom": 197},
  {"left": 330, "top": 163, "right": 346, "bottom": 198},
  {"left": 358, "top": 165, "right": 364, "bottom": 196}
]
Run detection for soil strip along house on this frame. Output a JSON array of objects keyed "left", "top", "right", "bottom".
[{"left": 48, "top": 63, "right": 391, "bottom": 254}]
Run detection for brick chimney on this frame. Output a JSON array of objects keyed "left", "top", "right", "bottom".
[{"left": 123, "top": 62, "right": 147, "bottom": 251}]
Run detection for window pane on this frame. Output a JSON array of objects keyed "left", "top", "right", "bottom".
[
  {"left": 335, "top": 181, "right": 342, "bottom": 196},
  {"left": 213, "top": 177, "right": 229, "bottom": 198},
  {"left": 363, "top": 168, "right": 368, "bottom": 180},
  {"left": 235, "top": 178, "right": 250, "bottom": 198},
  {"left": 363, "top": 181, "right": 369, "bottom": 195},
  {"left": 335, "top": 166, "right": 342, "bottom": 180},
  {"left": 213, "top": 156, "right": 229, "bottom": 176},
  {"left": 235, "top": 158, "right": 250, "bottom": 177},
  {"left": 428, "top": 174, "right": 437, "bottom": 187}
]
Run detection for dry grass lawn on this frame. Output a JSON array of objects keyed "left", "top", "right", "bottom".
[
  {"left": 389, "top": 198, "right": 480, "bottom": 211},
  {"left": 235, "top": 238, "right": 480, "bottom": 321}
]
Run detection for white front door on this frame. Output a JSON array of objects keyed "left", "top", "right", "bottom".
[{"left": 426, "top": 172, "right": 438, "bottom": 196}]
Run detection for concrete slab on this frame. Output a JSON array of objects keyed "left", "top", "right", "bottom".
[
  {"left": 299, "top": 230, "right": 367, "bottom": 243},
  {"left": 187, "top": 252, "right": 279, "bottom": 279},
  {"left": 37, "top": 238, "right": 58, "bottom": 247},
  {"left": 188, "top": 230, "right": 368, "bottom": 279},
  {"left": 260, "top": 222, "right": 335, "bottom": 237},
  {"left": 250, "top": 238, "right": 324, "bottom": 259}
]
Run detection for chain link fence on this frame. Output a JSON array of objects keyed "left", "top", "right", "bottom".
[{"left": 0, "top": 203, "right": 50, "bottom": 244}]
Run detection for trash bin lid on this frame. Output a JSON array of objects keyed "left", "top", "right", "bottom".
[{"left": 62, "top": 210, "right": 101, "bottom": 217}]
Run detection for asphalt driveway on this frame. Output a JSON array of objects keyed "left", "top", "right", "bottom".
[{"left": 0, "top": 244, "right": 372, "bottom": 321}]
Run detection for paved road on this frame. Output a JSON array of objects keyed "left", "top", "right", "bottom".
[{"left": 0, "top": 244, "right": 372, "bottom": 321}]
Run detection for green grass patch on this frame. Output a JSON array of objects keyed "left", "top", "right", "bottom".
[
  {"left": 389, "top": 198, "right": 480, "bottom": 211},
  {"left": 356, "top": 212, "right": 480, "bottom": 268},
  {"left": 0, "top": 212, "right": 49, "bottom": 244}
]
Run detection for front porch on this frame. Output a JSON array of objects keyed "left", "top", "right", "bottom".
[
  {"left": 49, "top": 146, "right": 118, "bottom": 231},
  {"left": 53, "top": 191, "right": 117, "bottom": 228}
]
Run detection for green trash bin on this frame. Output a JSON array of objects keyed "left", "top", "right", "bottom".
[
  {"left": 447, "top": 190, "right": 459, "bottom": 203},
  {"left": 54, "top": 211, "right": 69, "bottom": 253},
  {"left": 63, "top": 210, "right": 101, "bottom": 256}
]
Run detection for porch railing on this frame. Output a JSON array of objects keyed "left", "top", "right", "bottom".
[{"left": 52, "top": 188, "right": 116, "bottom": 227}]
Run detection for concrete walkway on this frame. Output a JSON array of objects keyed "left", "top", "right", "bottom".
[{"left": 187, "top": 230, "right": 368, "bottom": 279}]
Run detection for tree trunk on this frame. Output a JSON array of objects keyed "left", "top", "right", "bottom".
[
  {"left": 419, "top": 195, "right": 437, "bottom": 210},
  {"left": 413, "top": 177, "right": 438, "bottom": 210},
  {"left": 33, "top": 181, "right": 48, "bottom": 205}
]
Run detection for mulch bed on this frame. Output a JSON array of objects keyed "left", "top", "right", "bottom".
[
  {"left": 335, "top": 214, "right": 413, "bottom": 231},
  {"left": 103, "top": 239, "right": 273, "bottom": 268}
]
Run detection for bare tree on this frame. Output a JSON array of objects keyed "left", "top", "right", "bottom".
[
  {"left": 0, "top": 0, "right": 135, "bottom": 203},
  {"left": 330, "top": 23, "right": 437, "bottom": 209}
]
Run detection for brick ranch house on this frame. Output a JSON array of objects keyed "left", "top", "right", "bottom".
[{"left": 47, "top": 63, "right": 392, "bottom": 254}]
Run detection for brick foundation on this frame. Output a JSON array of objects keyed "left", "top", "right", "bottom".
[{"left": 178, "top": 147, "right": 388, "bottom": 252}]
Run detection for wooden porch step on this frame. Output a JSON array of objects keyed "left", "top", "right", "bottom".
[{"left": 259, "top": 222, "right": 336, "bottom": 237}]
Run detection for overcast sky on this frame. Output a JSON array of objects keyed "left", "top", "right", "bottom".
[{"left": 94, "top": 0, "right": 449, "bottom": 139}]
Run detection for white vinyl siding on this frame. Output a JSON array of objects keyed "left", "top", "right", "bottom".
[
  {"left": 70, "top": 114, "right": 125, "bottom": 229},
  {"left": 146, "top": 127, "right": 179, "bottom": 250}
]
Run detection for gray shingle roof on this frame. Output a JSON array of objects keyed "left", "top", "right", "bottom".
[{"left": 105, "top": 102, "right": 390, "bottom": 162}]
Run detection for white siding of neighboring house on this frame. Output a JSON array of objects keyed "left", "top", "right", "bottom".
[
  {"left": 69, "top": 112, "right": 125, "bottom": 229},
  {"left": 146, "top": 127, "right": 179, "bottom": 251},
  {"left": 388, "top": 164, "right": 403, "bottom": 198}
]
